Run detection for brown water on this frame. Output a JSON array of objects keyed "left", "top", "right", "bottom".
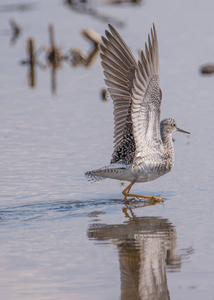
[{"left": 0, "top": 0, "right": 214, "bottom": 299}]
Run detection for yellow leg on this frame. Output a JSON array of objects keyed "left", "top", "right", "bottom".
[
  {"left": 122, "top": 180, "right": 136, "bottom": 201},
  {"left": 122, "top": 180, "right": 164, "bottom": 202}
]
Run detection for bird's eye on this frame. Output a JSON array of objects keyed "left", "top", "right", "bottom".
[{"left": 173, "top": 123, "right": 176, "bottom": 127}]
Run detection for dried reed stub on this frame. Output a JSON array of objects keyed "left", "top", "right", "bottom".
[{"left": 200, "top": 64, "right": 214, "bottom": 75}]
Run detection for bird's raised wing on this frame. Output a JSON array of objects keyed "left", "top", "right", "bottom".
[
  {"left": 131, "top": 24, "right": 163, "bottom": 160},
  {"left": 100, "top": 24, "right": 138, "bottom": 163},
  {"left": 100, "top": 24, "right": 162, "bottom": 164}
]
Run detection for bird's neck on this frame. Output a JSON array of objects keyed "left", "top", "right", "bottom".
[{"left": 161, "top": 131, "right": 175, "bottom": 160}]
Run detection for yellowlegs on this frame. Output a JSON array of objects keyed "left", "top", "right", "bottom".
[{"left": 85, "top": 24, "right": 190, "bottom": 200}]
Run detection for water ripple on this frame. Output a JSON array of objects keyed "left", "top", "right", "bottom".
[{"left": 0, "top": 198, "right": 123, "bottom": 225}]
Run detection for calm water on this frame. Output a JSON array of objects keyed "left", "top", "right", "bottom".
[{"left": 1, "top": 0, "right": 214, "bottom": 299}]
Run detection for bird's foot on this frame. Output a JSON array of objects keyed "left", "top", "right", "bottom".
[{"left": 123, "top": 193, "right": 164, "bottom": 205}]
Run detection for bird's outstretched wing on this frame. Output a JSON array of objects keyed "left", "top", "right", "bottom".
[
  {"left": 100, "top": 24, "right": 162, "bottom": 164},
  {"left": 100, "top": 24, "right": 137, "bottom": 164},
  {"left": 131, "top": 24, "right": 162, "bottom": 161}
]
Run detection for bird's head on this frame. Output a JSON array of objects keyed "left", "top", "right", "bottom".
[{"left": 160, "top": 118, "right": 190, "bottom": 135}]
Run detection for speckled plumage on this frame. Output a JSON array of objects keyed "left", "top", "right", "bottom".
[{"left": 85, "top": 24, "right": 189, "bottom": 198}]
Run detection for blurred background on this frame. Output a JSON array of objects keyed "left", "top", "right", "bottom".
[{"left": 0, "top": 0, "right": 214, "bottom": 299}]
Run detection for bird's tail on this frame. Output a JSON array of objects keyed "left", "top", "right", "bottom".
[
  {"left": 85, "top": 168, "right": 107, "bottom": 182},
  {"left": 85, "top": 164, "right": 129, "bottom": 182}
]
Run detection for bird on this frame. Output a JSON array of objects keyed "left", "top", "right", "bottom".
[{"left": 85, "top": 24, "right": 190, "bottom": 200}]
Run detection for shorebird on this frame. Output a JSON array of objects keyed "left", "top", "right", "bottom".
[{"left": 85, "top": 24, "right": 190, "bottom": 200}]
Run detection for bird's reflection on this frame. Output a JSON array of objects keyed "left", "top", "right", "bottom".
[{"left": 88, "top": 210, "right": 184, "bottom": 300}]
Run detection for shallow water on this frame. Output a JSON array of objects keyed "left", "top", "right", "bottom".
[{"left": 1, "top": 0, "right": 214, "bottom": 299}]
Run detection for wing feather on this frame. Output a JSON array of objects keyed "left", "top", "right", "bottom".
[
  {"left": 100, "top": 24, "right": 162, "bottom": 164},
  {"left": 100, "top": 24, "right": 137, "bottom": 159},
  {"left": 104, "top": 71, "right": 127, "bottom": 86},
  {"left": 131, "top": 24, "right": 163, "bottom": 159}
]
